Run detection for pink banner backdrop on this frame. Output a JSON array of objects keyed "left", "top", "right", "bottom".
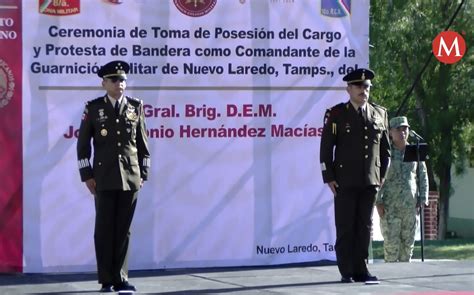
[{"left": 0, "top": 0, "right": 22, "bottom": 273}]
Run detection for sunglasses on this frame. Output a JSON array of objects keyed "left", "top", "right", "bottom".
[
  {"left": 350, "top": 83, "right": 371, "bottom": 89},
  {"left": 107, "top": 77, "right": 126, "bottom": 83}
]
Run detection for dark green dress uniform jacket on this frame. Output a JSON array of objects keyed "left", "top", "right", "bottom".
[
  {"left": 77, "top": 95, "right": 151, "bottom": 191},
  {"left": 320, "top": 101, "right": 390, "bottom": 187}
]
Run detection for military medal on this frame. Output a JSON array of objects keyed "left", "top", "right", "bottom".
[
  {"left": 98, "top": 108, "right": 108, "bottom": 122},
  {"left": 98, "top": 109, "right": 105, "bottom": 120},
  {"left": 126, "top": 112, "right": 138, "bottom": 121},
  {"left": 345, "top": 123, "right": 351, "bottom": 133},
  {"left": 126, "top": 104, "right": 138, "bottom": 121},
  {"left": 100, "top": 129, "right": 108, "bottom": 136}
]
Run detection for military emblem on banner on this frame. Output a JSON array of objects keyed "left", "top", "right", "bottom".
[
  {"left": 321, "top": 0, "right": 350, "bottom": 17},
  {"left": 0, "top": 59, "right": 15, "bottom": 109},
  {"left": 173, "top": 0, "right": 217, "bottom": 17},
  {"left": 39, "top": 0, "right": 80, "bottom": 16}
]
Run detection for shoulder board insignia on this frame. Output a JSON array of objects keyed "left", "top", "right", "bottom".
[
  {"left": 126, "top": 96, "right": 142, "bottom": 106},
  {"left": 88, "top": 96, "right": 104, "bottom": 106},
  {"left": 369, "top": 102, "right": 387, "bottom": 111},
  {"left": 330, "top": 102, "right": 345, "bottom": 114}
]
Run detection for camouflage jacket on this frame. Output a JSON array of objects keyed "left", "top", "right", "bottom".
[{"left": 376, "top": 147, "right": 429, "bottom": 208}]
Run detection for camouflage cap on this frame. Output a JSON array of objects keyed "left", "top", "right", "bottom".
[{"left": 390, "top": 116, "right": 410, "bottom": 129}]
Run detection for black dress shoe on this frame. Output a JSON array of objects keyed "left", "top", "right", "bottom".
[
  {"left": 99, "top": 284, "right": 114, "bottom": 292},
  {"left": 364, "top": 275, "right": 380, "bottom": 284},
  {"left": 340, "top": 276, "right": 354, "bottom": 283},
  {"left": 114, "top": 281, "right": 137, "bottom": 292},
  {"left": 353, "top": 274, "right": 379, "bottom": 284}
]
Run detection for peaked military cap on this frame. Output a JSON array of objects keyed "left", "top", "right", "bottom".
[
  {"left": 343, "top": 68, "right": 375, "bottom": 86},
  {"left": 389, "top": 116, "right": 410, "bottom": 129},
  {"left": 97, "top": 60, "right": 129, "bottom": 79}
]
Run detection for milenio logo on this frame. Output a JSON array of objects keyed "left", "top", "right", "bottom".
[
  {"left": 432, "top": 31, "right": 466, "bottom": 64},
  {"left": 173, "top": 0, "right": 217, "bottom": 17},
  {"left": 0, "top": 59, "right": 15, "bottom": 108}
]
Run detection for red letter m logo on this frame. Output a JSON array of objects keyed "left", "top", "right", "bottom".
[{"left": 432, "top": 31, "right": 466, "bottom": 64}]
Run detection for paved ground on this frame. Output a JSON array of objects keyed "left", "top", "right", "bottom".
[{"left": 0, "top": 260, "right": 473, "bottom": 294}]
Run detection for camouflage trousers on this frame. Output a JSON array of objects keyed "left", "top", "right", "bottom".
[{"left": 380, "top": 207, "right": 418, "bottom": 262}]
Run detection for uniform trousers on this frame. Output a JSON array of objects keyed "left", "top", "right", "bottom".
[
  {"left": 94, "top": 190, "right": 138, "bottom": 285},
  {"left": 380, "top": 206, "right": 418, "bottom": 262},
  {"left": 334, "top": 186, "right": 377, "bottom": 277}
]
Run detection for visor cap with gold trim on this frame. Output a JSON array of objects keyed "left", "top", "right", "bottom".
[
  {"left": 343, "top": 68, "right": 374, "bottom": 86},
  {"left": 97, "top": 60, "right": 130, "bottom": 79}
]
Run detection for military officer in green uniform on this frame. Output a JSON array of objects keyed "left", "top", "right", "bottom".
[
  {"left": 320, "top": 68, "right": 391, "bottom": 284},
  {"left": 77, "top": 60, "right": 150, "bottom": 293},
  {"left": 376, "top": 116, "right": 429, "bottom": 262}
]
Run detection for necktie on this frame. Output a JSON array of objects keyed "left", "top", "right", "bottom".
[
  {"left": 114, "top": 100, "right": 119, "bottom": 116},
  {"left": 358, "top": 107, "right": 365, "bottom": 123}
]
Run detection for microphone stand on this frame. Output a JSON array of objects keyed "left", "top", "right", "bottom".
[{"left": 413, "top": 134, "right": 425, "bottom": 262}]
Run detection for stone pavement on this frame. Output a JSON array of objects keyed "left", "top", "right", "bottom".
[{"left": 0, "top": 260, "right": 473, "bottom": 294}]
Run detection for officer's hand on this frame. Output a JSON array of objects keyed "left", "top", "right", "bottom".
[
  {"left": 376, "top": 204, "right": 385, "bottom": 218},
  {"left": 85, "top": 178, "right": 96, "bottom": 196},
  {"left": 328, "top": 181, "right": 338, "bottom": 196}
]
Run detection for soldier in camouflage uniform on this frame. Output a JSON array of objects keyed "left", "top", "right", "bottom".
[
  {"left": 77, "top": 60, "right": 150, "bottom": 292},
  {"left": 376, "top": 116, "right": 428, "bottom": 262}
]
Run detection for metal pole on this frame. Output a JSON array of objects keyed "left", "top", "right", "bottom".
[{"left": 415, "top": 139, "right": 424, "bottom": 261}]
